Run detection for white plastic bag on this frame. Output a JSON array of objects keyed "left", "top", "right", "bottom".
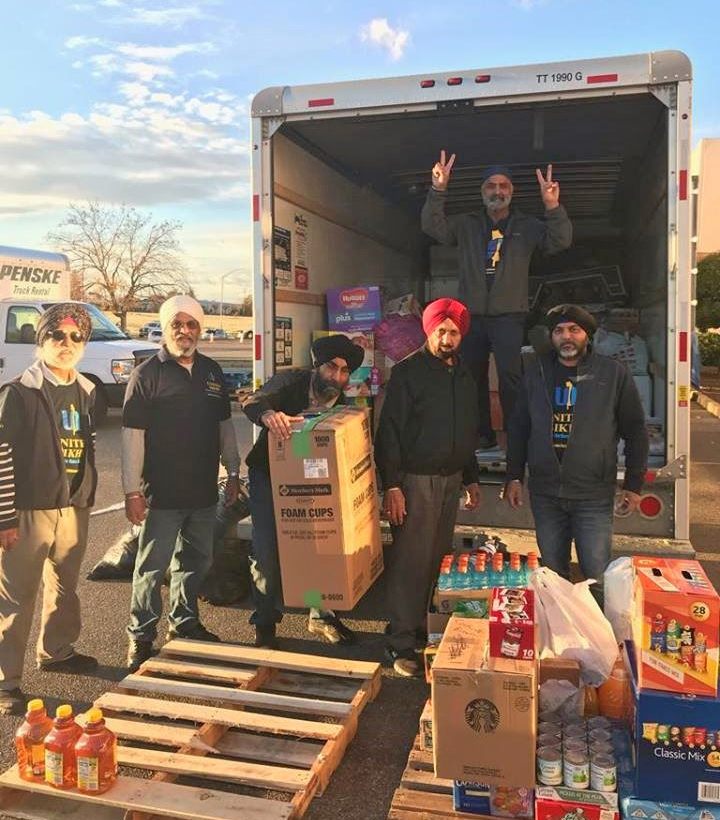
[
  {"left": 603, "top": 557, "right": 633, "bottom": 644},
  {"left": 530, "top": 567, "right": 619, "bottom": 686}
]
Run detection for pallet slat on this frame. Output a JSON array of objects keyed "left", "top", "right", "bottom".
[
  {"left": 120, "top": 673, "right": 353, "bottom": 718},
  {"left": 140, "top": 656, "right": 256, "bottom": 685},
  {"left": 0, "top": 766, "right": 293, "bottom": 820},
  {"left": 389, "top": 788, "right": 485, "bottom": 819},
  {"left": 117, "top": 746, "right": 313, "bottom": 791},
  {"left": 263, "top": 671, "right": 360, "bottom": 701},
  {"left": 161, "top": 638, "right": 380, "bottom": 679},
  {"left": 215, "top": 732, "right": 322, "bottom": 769},
  {"left": 96, "top": 692, "right": 343, "bottom": 740}
]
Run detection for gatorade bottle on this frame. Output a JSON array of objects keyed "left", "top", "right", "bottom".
[
  {"left": 16, "top": 699, "right": 53, "bottom": 782},
  {"left": 490, "top": 552, "right": 506, "bottom": 587},
  {"left": 438, "top": 556, "right": 454, "bottom": 591},
  {"left": 75, "top": 708, "right": 117, "bottom": 795},
  {"left": 457, "top": 554, "right": 472, "bottom": 589},
  {"left": 523, "top": 551, "right": 540, "bottom": 584},
  {"left": 506, "top": 552, "right": 524, "bottom": 587},
  {"left": 44, "top": 705, "right": 83, "bottom": 789},
  {"left": 473, "top": 552, "right": 489, "bottom": 589}
]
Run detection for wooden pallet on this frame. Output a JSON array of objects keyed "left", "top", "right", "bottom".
[
  {"left": 0, "top": 638, "right": 381, "bottom": 820},
  {"left": 387, "top": 736, "right": 489, "bottom": 819}
]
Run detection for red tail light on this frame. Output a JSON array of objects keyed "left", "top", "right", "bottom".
[
  {"left": 420, "top": 79, "right": 435, "bottom": 88},
  {"left": 447, "top": 77, "right": 463, "bottom": 86},
  {"left": 639, "top": 494, "right": 663, "bottom": 519}
]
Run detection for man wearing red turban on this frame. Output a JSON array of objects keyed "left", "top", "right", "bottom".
[{"left": 375, "top": 298, "right": 481, "bottom": 677}]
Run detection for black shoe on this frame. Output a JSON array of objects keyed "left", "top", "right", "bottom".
[
  {"left": 308, "top": 614, "right": 356, "bottom": 645},
  {"left": 0, "top": 688, "right": 25, "bottom": 716},
  {"left": 477, "top": 433, "right": 498, "bottom": 450},
  {"left": 38, "top": 652, "right": 98, "bottom": 674},
  {"left": 166, "top": 623, "right": 221, "bottom": 643},
  {"left": 126, "top": 640, "right": 157, "bottom": 674},
  {"left": 254, "top": 624, "right": 278, "bottom": 650},
  {"left": 384, "top": 648, "right": 422, "bottom": 678}
]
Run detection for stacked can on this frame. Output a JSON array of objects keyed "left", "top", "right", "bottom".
[{"left": 536, "top": 714, "right": 617, "bottom": 792}]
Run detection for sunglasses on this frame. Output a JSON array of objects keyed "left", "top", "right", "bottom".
[
  {"left": 50, "top": 329, "right": 84, "bottom": 343},
  {"left": 171, "top": 319, "right": 200, "bottom": 331}
]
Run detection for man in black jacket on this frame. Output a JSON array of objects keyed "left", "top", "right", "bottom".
[
  {"left": 505, "top": 304, "right": 649, "bottom": 606},
  {"left": 376, "top": 298, "right": 481, "bottom": 677},
  {"left": 422, "top": 153, "right": 572, "bottom": 449},
  {"left": 0, "top": 304, "right": 98, "bottom": 715},
  {"left": 241, "top": 334, "right": 364, "bottom": 649}
]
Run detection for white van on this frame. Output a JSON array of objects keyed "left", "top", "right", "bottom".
[{"left": 0, "top": 245, "right": 159, "bottom": 419}]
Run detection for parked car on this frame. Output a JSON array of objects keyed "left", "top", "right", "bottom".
[
  {"left": 139, "top": 320, "right": 161, "bottom": 338},
  {"left": 235, "top": 329, "right": 253, "bottom": 340},
  {"left": 147, "top": 328, "right": 163, "bottom": 343},
  {"left": 201, "top": 328, "right": 229, "bottom": 341}
]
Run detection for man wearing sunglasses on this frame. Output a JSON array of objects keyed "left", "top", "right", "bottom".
[
  {"left": 0, "top": 303, "right": 98, "bottom": 715},
  {"left": 122, "top": 295, "right": 240, "bottom": 673}
]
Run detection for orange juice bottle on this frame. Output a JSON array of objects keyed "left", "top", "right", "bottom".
[
  {"left": 75, "top": 708, "right": 117, "bottom": 794},
  {"left": 597, "top": 656, "right": 631, "bottom": 720},
  {"left": 15, "top": 699, "right": 53, "bottom": 782},
  {"left": 44, "top": 705, "right": 83, "bottom": 789}
]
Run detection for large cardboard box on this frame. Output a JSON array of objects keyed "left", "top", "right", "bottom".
[
  {"left": 626, "top": 641, "right": 720, "bottom": 805},
  {"left": 268, "top": 406, "right": 383, "bottom": 609},
  {"left": 632, "top": 557, "right": 720, "bottom": 697},
  {"left": 326, "top": 285, "right": 382, "bottom": 331},
  {"left": 432, "top": 618, "right": 537, "bottom": 786}
]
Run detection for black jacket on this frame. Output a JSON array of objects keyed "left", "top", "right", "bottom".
[
  {"left": 242, "top": 369, "right": 345, "bottom": 472},
  {"left": 0, "top": 361, "right": 97, "bottom": 530},
  {"left": 421, "top": 188, "right": 572, "bottom": 316},
  {"left": 506, "top": 350, "right": 649, "bottom": 499},
  {"left": 374, "top": 346, "right": 480, "bottom": 489}
]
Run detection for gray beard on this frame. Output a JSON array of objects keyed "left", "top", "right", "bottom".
[
  {"left": 311, "top": 371, "right": 341, "bottom": 402},
  {"left": 482, "top": 193, "right": 512, "bottom": 214}
]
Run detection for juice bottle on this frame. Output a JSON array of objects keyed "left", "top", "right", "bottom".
[
  {"left": 75, "top": 708, "right": 117, "bottom": 795},
  {"left": 474, "top": 552, "right": 489, "bottom": 589},
  {"left": 15, "top": 699, "right": 53, "bottom": 782},
  {"left": 506, "top": 552, "right": 524, "bottom": 587},
  {"left": 490, "top": 552, "right": 506, "bottom": 587},
  {"left": 457, "top": 554, "right": 472, "bottom": 589},
  {"left": 44, "top": 705, "right": 83, "bottom": 789},
  {"left": 597, "top": 657, "right": 630, "bottom": 719}
]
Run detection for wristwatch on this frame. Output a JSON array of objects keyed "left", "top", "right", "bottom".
[{"left": 228, "top": 471, "right": 240, "bottom": 479}]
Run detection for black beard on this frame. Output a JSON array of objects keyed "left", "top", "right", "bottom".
[{"left": 312, "top": 370, "right": 342, "bottom": 401}]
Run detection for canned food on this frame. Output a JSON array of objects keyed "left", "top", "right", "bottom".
[
  {"left": 537, "top": 746, "right": 563, "bottom": 786},
  {"left": 538, "top": 722, "right": 562, "bottom": 738},
  {"left": 564, "top": 724, "right": 588, "bottom": 739},
  {"left": 539, "top": 710, "right": 561, "bottom": 724},
  {"left": 537, "top": 734, "right": 562, "bottom": 751},
  {"left": 564, "top": 738, "right": 589, "bottom": 755},
  {"left": 590, "top": 753, "right": 617, "bottom": 792},
  {"left": 563, "top": 750, "right": 590, "bottom": 789},
  {"left": 589, "top": 740, "right": 614, "bottom": 756},
  {"left": 587, "top": 716, "right": 611, "bottom": 731},
  {"left": 589, "top": 728, "right": 612, "bottom": 744}
]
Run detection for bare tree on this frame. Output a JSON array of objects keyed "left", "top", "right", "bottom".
[{"left": 48, "top": 201, "right": 190, "bottom": 329}]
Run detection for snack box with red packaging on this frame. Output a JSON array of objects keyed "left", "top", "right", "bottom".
[
  {"left": 534, "top": 787, "right": 618, "bottom": 820},
  {"left": 489, "top": 588, "right": 536, "bottom": 662}
]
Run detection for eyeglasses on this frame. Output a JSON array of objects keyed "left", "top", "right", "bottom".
[
  {"left": 171, "top": 319, "right": 200, "bottom": 331},
  {"left": 50, "top": 329, "right": 84, "bottom": 343}
]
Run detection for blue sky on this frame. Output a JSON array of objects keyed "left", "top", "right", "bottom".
[{"left": 1, "top": 0, "right": 717, "bottom": 299}]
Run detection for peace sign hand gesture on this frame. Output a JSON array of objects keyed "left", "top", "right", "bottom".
[
  {"left": 431, "top": 149, "right": 456, "bottom": 192},
  {"left": 536, "top": 164, "right": 560, "bottom": 210}
]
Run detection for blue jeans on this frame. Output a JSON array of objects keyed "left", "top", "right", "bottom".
[
  {"left": 247, "top": 467, "right": 325, "bottom": 628},
  {"left": 530, "top": 493, "right": 614, "bottom": 607},
  {"left": 462, "top": 313, "right": 525, "bottom": 436},
  {"left": 127, "top": 504, "right": 215, "bottom": 641}
]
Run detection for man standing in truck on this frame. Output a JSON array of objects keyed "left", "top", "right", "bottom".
[
  {"left": 422, "top": 154, "right": 572, "bottom": 449},
  {"left": 0, "top": 304, "right": 98, "bottom": 715},
  {"left": 375, "top": 298, "right": 481, "bottom": 677},
  {"left": 504, "top": 304, "right": 649, "bottom": 606},
  {"left": 241, "top": 334, "right": 365, "bottom": 649}
]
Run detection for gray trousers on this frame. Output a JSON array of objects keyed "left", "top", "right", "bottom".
[
  {"left": 386, "top": 472, "right": 463, "bottom": 654},
  {"left": 0, "top": 507, "right": 90, "bottom": 690}
]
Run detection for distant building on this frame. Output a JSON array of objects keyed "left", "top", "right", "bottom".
[{"left": 692, "top": 138, "right": 720, "bottom": 261}]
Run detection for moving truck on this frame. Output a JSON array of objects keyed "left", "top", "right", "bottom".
[
  {"left": 249, "top": 51, "right": 693, "bottom": 551},
  {"left": 0, "top": 245, "right": 158, "bottom": 419}
]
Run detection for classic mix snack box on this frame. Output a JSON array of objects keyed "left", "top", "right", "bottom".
[{"left": 631, "top": 557, "right": 720, "bottom": 697}]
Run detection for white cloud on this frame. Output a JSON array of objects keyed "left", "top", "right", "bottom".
[
  {"left": 124, "top": 61, "right": 174, "bottom": 82},
  {"left": 118, "top": 81, "right": 151, "bottom": 105},
  {"left": 359, "top": 18, "right": 410, "bottom": 61},
  {"left": 64, "top": 35, "right": 104, "bottom": 49},
  {"left": 123, "top": 6, "right": 205, "bottom": 27},
  {"left": 116, "top": 42, "right": 214, "bottom": 62},
  {"left": 99, "top": 0, "right": 124, "bottom": 6}
]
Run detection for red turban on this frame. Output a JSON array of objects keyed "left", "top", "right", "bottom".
[{"left": 422, "top": 298, "right": 470, "bottom": 337}]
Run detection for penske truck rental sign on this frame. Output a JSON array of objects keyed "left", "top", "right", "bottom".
[{"left": 0, "top": 259, "right": 68, "bottom": 300}]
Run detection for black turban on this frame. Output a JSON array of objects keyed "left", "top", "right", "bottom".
[{"left": 311, "top": 334, "right": 364, "bottom": 374}]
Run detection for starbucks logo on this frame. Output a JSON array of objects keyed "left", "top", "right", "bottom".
[{"left": 464, "top": 699, "right": 500, "bottom": 734}]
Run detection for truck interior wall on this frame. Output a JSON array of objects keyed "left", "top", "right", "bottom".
[{"left": 273, "top": 132, "right": 421, "bottom": 367}]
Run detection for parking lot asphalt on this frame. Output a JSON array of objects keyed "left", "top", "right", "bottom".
[{"left": 0, "top": 402, "right": 718, "bottom": 819}]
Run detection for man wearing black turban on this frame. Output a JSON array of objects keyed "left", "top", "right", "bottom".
[{"left": 240, "top": 334, "right": 364, "bottom": 649}]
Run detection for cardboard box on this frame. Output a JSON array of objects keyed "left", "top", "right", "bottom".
[
  {"left": 535, "top": 787, "right": 619, "bottom": 820},
  {"left": 436, "top": 586, "right": 494, "bottom": 616},
  {"left": 424, "top": 642, "right": 440, "bottom": 684},
  {"left": 427, "top": 607, "right": 452, "bottom": 636},
  {"left": 622, "top": 797, "right": 720, "bottom": 820},
  {"left": 538, "top": 658, "right": 581, "bottom": 687},
  {"left": 626, "top": 641, "right": 720, "bottom": 805},
  {"left": 268, "top": 406, "right": 383, "bottom": 609},
  {"left": 326, "top": 285, "right": 382, "bottom": 331},
  {"left": 432, "top": 618, "right": 537, "bottom": 786},
  {"left": 420, "top": 698, "right": 433, "bottom": 752},
  {"left": 632, "top": 557, "right": 720, "bottom": 697},
  {"left": 453, "top": 782, "right": 492, "bottom": 814},
  {"left": 489, "top": 588, "right": 536, "bottom": 662}
]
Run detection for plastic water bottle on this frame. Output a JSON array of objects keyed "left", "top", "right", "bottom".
[
  {"left": 506, "top": 553, "right": 524, "bottom": 588},
  {"left": 490, "top": 553, "right": 506, "bottom": 587}
]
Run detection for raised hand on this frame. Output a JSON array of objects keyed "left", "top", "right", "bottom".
[
  {"left": 431, "top": 150, "right": 456, "bottom": 192},
  {"left": 536, "top": 164, "right": 560, "bottom": 210}
]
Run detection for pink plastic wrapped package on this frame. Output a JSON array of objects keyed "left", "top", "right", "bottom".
[{"left": 374, "top": 314, "right": 425, "bottom": 363}]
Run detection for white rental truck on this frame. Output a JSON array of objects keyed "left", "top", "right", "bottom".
[
  {"left": 249, "top": 51, "right": 693, "bottom": 551},
  {"left": 0, "top": 245, "right": 158, "bottom": 419}
]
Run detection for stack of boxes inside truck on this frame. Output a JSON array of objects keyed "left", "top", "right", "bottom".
[{"left": 419, "top": 553, "right": 720, "bottom": 820}]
